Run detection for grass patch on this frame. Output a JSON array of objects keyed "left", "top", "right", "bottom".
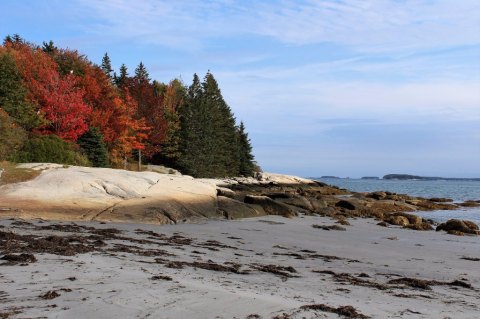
[{"left": 0, "top": 161, "right": 41, "bottom": 186}]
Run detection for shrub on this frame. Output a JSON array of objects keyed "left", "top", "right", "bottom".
[
  {"left": 0, "top": 108, "right": 27, "bottom": 161},
  {"left": 77, "top": 127, "right": 109, "bottom": 167},
  {"left": 12, "top": 134, "right": 90, "bottom": 166}
]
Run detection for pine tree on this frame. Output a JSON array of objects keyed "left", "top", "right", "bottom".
[
  {"left": 236, "top": 121, "right": 256, "bottom": 176},
  {"left": 134, "top": 62, "right": 149, "bottom": 83},
  {"left": 0, "top": 51, "right": 40, "bottom": 130},
  {"left": 3, "top": 35, "right": 13, "bottom": 45},
  {"left": 177, "top": 72, "right": 240, "bottom": 177},
  {"left": 202, "top": 72, "right": 239, "bottom": 176},
  {"left": 0, "top": 109, "right": 27, "bottom": 161},
  {"left": 77, "top": 127, "right": 109, "bottom": 167},
  {"left": 178, "top": 74, "right": 204, "bottom": 176},
  {"left": 12, "top": 34, "right": 23, "bottom": 44},
  {"left": 101, "top": 52, "right": 114, "bottom": 80},
  {"left": 116, "top": 64, "right": 128, "bottom": 87},
  {"left": 42, "top": 40, "right": 56, "bottom": 55}
]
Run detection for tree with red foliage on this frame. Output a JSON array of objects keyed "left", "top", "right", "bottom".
[
  {"left": 37, "top": 72, "right": 90, "bottom": 141},
  {"left": 80, "top": 61, "right": 150, "bottom": 164},
  {"left": 7, "top": 42, "right": 91, "bottom": 141},
  {"left": 125, "top": 63, "right": 169, "bottom": 158}
]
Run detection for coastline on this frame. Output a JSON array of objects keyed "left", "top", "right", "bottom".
[
  {"left": 1, "top": 215, "right": 479, "bottom": 318},
  {"left": 1, "top": 164, "right": 480, "bottom": 318}
]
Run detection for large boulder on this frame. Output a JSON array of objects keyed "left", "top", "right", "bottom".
[
  {"left": 217, "top": 196, "right": 265, "bottom": 219},
  {"left": 216, "top": 187, "right": 236, "bottom": 198},
  {"left": 335, "top": 200, "right": 357, "bottom": 210},
  {"left": 267, "top": 194, "right": 314, "bottom": 211},
  {"left": 244, "top": 195, "right": 296, "bottom": 218},
  {"left": 367, "top": 191, "right": 387, "bottom": 200},
  {"left": 386, "top": 215, "right": 410, "bottom": 227},
  {"left": 392, "top": 201, "right": 417, "bottom": 211},
  {"left": 406, "top": 222, "right": 434, "bottom": 231},
  {"left": 436, "top": 219, "right": 479, "bottom": 235},
  {"left": 391, "top": 212, "right": 422, "bottom": 225},
  {"left": 308, "top": 198, "right": 328, "bottom": 212}
]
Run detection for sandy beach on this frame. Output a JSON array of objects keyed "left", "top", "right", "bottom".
[{"left": 1, "top": 215, "right": 479, "bottom": 319}]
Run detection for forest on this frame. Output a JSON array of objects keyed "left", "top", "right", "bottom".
[{"left": 0, "top": 35, "right": 257, "bottom": 178}]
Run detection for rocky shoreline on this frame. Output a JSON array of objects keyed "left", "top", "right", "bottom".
[
  {"left": 0, "top": 164, "right": 479, "bottom": 235},
  {"left": 1, "top": 166, "right": 480, "bottom": 318},
  {"left": 217, "top": 180, "right": 480, "bottom": 236}
]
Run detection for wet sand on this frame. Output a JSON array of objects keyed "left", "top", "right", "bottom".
[{"left": 1, "top": 215, "right": 479, "bottom": 318}]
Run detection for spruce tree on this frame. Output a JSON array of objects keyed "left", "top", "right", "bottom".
[
  {"left": 177, "top": 72, "right": 241, "bottom": 177},
  {"left": 12, "top": 34, "right": 23, "bottom": 44},
  {"left": 3, "top": 35, "right": 13, "bottom": 45},
  {"left": 178, "top": 74, "right": 206, "bottom": 176},
  {"left": 236, "top": 121, "right": 256, "bottom": 176},
  {"left": 101, "top": 52, "right": 114, "bottom": 80},
  {"left": 0, "top": 52, "right": 41, "bottom": 130},
  {"left": 42, "top": 40, "right": 56, "bottom": 55},
  {"left": 77, "top": 127, "right": 109, "bottom": 167},
  {"left": 116, "top": 64, "right": 128, "bottom": 87},
  {"left": 0, "top": 109, "right": 27, "bottom": 161},
  {"left": 202, "top": 72, "right": 239, "bottom": 176},
  {"left": 134, "top": 62, "right": 149, "bottom": 82}
]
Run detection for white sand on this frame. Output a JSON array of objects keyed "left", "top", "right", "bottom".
[{"left": 1, "top": 215, "right": 479, "bottom": 319}]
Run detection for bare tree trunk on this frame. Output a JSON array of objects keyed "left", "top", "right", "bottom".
[{"left": 138, "top": 149, "right": 142, "bottom": 171}]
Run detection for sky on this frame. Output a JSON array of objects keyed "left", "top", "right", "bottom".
[{"left": 1, "top": 0, "right": 479, "bottom": 178}]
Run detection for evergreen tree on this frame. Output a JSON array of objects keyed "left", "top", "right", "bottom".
[
  {"left": 202, "top": 72, "right": 239, "bottom": 176},
  {"left": 178, "top": 74, "right": 205, "bottom": 176},
  {"left": 236, "top": 121, "right": 256, "bottom": 176},
  {"left": 134, "top": 62, "right": 149, "bottom": 82},
  {"left": 177, "top": 72, "right": 240, "bottom": 177},
  {"left": 12, "top": 34, "right": 23, "bottom": 44},
  {"left": 116, "top": 64, "right": 128, "bottom": 87},
  {"left": 3, "top": 35, "right": 13, "bottom": 45},
  {"left": 0, "top": 52, "right": 41, "bottom": 130},
  {"left": 77, "top": 127, "right": 109, "bottom": 167},
  {"left": 0, "top": 109, "right": 27, "bottom": 161},
  {"left": 101, "top": 52, "right": 114, "bottom": 80},
  {"left": 42, "top": 40, "right": 56, "bottom": 55}
]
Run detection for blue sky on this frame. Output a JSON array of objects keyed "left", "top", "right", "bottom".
[{"left": 2, "top": 0, "right": 479, "bottom": 177}]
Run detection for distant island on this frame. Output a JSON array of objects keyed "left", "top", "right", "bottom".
[
  {"left": 320, "top": 176, "right": 340, "bottom": 179},
  {"left": 361, "top": 176, "right": 380, "bottom": 180},
  {"left": 383, "top": 174, "right": 480, "bottom": 181}
]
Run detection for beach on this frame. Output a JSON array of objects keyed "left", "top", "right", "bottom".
[{"left": 1, "top": 215, "right": 479, "bottom": 319}]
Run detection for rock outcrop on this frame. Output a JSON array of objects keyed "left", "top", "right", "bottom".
[
  {"left": 0, "top": 163, "right": 478, "bottom": 234},
  {"left": 436, "top": 219, "right": 479, "bottom": 235},
  {"left": 0, "top": 165, "right": 220, "bottom": 224},
  {"left": 244, "top": 195, "right": 295, "bottom": 218}
]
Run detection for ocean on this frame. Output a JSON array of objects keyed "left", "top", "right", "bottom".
[{"left": 315, "top": 178, "right": 480, "bottom": 224}]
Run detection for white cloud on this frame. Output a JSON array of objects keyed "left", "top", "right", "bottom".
[
  {"left": 216, "top": 60, "right": 480, "bottom": 128},
  {"left": 71, "top": 0, "right": 480, "bottom": 175},
  {"left": 77, "top": 0, "right": 480, "bottom": 54},
  {"left": 253, "top": 0, "right": 480, "bottom": 52}
]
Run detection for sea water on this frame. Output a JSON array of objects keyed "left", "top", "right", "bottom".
[{"left": 315, "top": 178, "right": 480, "bottom": 224}]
